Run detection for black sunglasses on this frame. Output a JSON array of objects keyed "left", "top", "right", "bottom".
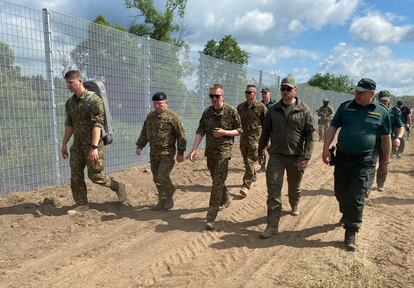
[
  {"left": 245, "top": 91, "right": 255, "bottom": 95},
  {"left": 280, "top": 86, "right": 293, "bottom": 92},
  {"left": 209, "top": 94, "right": 221, "bottom": 99}
]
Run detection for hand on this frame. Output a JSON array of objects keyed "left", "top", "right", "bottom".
[
  {"left": 189, "top": 150, "right": 197, "bottom": 161},
  {"left": 176, "top": 154, "right": 184, "bottom": 163},
  {"left": 295, "top": 160, "right": 308, "bottom": 171},
  {"left": 135, "top": 148, "right": 142, "bottom": 156},
  {"left": 377, "top": 162, "right": 389, "bottom": 175},
  {"left": 212, "top": 128, "right": 226, "bottom": 138},
  {"left": 259, "top": 154, "right": 266, "bottom": 165},
  {"left": 88, "top": 148, "right": 98, "bottom": 162},
  {"left": 322, "top": 149, "right": 331, "bottom": 165},
  {"left": 61, "top": 145, "right": 69, "bottom": 159},
  {"left": 393, "top": 138, "right": 401, "bottom": 148}
]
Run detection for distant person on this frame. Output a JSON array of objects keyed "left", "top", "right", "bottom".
[
  {"left": 317, "top": 99, "right": 334, "bottom": 141},
  {"left": 189, "top": 84, "right": 242, "bottom": 230},
  {"left": 259, "top": 88, "right": 277, "bottom": 172},
  {"left": 323, "top": 78, "right": 391, "bottom": 251},
  {"left": 136, "top": 92, "right": 186, "bottom": 210},
  {"left": 395, "top": 100, "right": 411, "bottom": 157},
  {"left": 237, "top": 84, "right": 267, "bottom": 198},
  {"left": 61, "top": 70, "right": 127, "bottom": 213},
  {"left": 369, "top": 91, "right": 404, "bottom": 192},
  {"left": 258, "top": 76, "right": 315, "bottom": 239}
]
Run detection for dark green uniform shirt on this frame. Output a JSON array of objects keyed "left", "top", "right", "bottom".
[
  {"left": 261, "top": 98, "right": 277, "bottom": 109},
  {"left": 196, "top": 103, "right": 242, "bottom": 159},
  {"left": 389, "top": 106, "right": 404, "bottom": 133},
  {"left": 136, "top": 109, "right": 186, "bottom": 156},
  {"left": 331, "top": 99, "right": 391, "bottom": 154},
  {"left": 65, "top": 89, "right": 104, "bottom": 146}
]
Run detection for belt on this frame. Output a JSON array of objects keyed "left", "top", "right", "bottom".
[{"left": 336, "top": 150, "right": 372, "bottom": 160}]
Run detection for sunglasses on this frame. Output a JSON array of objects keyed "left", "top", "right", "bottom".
[
  {"left": 280, "top": 86, "right": 293, "bottom": 92},
  {"left": 209, "top": 94, "right": 221, "bottom": 99},
  {"left": 245, "top": 91, "right": 255, "bottom": 95}
]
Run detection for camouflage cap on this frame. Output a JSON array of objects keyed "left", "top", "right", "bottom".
[
  {"left": 280, "top": 76, "right": 296, "bottom": 88},
  {"left": 355, "top": 78, "right": 376, "bottom": 91},
  {"left": 152, "top": 92, "right": 167, "bottom": 101},
  {"left": 378, "top": 90, "right": 391, "bottom": 101},
  {"left": 261, "top": 87, "right": 270, "bottom": 93}
]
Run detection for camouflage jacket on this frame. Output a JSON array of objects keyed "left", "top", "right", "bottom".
[
  {"left": 317, "top": 105, "right": 334, "bottom": 122},
  {"left": 237, "top": 100, "right": 267, "bottom": 146},
  {"left": 65, "top": 89, "right": 104, "bottom": 146},
  {"left": 196, "top": 103, "right": 242, "bottom": 159},
  {"left": 136, "top": 109, "right": 186, "bottom": 156},
  {"left": 258, "top": 97, "right": 315, "bottom": 160}
]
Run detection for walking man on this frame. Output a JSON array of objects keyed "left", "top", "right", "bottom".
[
  {"left": 259, "top": 88, "right": 277, "bottom": 172},
  {"left": 258, "top": 76, "right": 315, "bottom": 239},
  {"left": 323, "top": 78, "right": 391, "bottom": 251},
  {"left": 237, "top": 84, "right": 267, "bottom": 197},
  {"left": 189, "top": 84, "right": 242, "bottom": 230},
  {"left": 61, "top": 70, "right": 127, "bottom": 213},
  {"left": 317, "top": 99, "right": 334, "bottom": 141},
  {"left": 136, "top": 92, "right": 186, "bottom": 210}
]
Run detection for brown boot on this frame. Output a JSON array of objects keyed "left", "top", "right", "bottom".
[{"left": 114, "top": 180, "right": 127, "bottom": 203}]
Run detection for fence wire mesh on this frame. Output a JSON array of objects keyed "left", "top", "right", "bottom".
[{"left": 0, "top": 0, "right": 352, "bottom": 196}]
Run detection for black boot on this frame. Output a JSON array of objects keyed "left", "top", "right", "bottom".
[
  {"left": 164, "top": 198, "right": 174, "bottom": 210},
  {"left": 152, "top": 199, "right": 166, "bottom": 210},
  {"left": 344, "top": 228, "right": 357, "bottom": 251}
]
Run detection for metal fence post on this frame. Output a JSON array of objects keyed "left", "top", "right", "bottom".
[
  {"left": 42, "top": 8, "right": 61, "bottom": 185},
  {"left": 259, "top": 70, "right": 263, "bottom": 88},
  {"left": 144, "top": 36, "right": 151, "bottom": 115}
]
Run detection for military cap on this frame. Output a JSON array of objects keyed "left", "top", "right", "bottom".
[
  {"left": 355, "top": 78, "right": 376, "bottom": 91},
  {"left": 152, "top": 92, "right": 167, "bottom": 101},
  {"left": 378, "top": 90, "right": 391, "bottom": 101},
  {"left": 396, "top": 100, "right": 403, "bottom": 107},
  {"left": 280, "top": 76, "right": 296, "bottom": 88},
  {"left": 323, "top": 99, "right": 329, "bottom": 103},
  {"left": 261, "top": 87, "right": 270, "bottom": 93}
]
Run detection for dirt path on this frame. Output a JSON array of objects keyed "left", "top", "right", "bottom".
[{"left": 0, "top": 141, "right": 413, "bottom": 288}]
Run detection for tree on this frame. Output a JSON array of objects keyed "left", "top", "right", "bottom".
[
  {"left": 125, "top": 0, "right": 188, "bottom": 47},
  {"left": 202, "top": 35, "right": 249, "bottom": 65},
  {"left": 93, "top": 15, "right": 127, "bottom": 32},
  {"left": 307, "top": 73, "right": 354, "bottom": 93}
]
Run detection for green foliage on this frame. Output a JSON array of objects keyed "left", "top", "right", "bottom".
[
  {"left": 125, "top": 0, "right": 187, "bottom": 46},
  {"left": 307, "top": 73, "right": 354, "bottom": 93},
  {"left": 202, "top": 35, "right": 249, "bottom": 65},
  {"left": 93, "top": 15, "right": 127, "bottom": 32}
]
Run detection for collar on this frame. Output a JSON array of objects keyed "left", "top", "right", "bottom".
[
  {"left": 273, "top": 97, "right": 304, "bottom": 111},
  {"left": 73, "top": 89, "right": 88, "bottom": 101}
]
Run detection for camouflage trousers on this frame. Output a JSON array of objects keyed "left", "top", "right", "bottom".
[
  {"left": 70, "top": 144, "right": 117, "bottom": 205},
  {"left": 265, "top": 154, "right": 304, "bottom": 227},
  {"left": 206, "top": 156, "right": 230, "bottom": 222},
  {"left": 150, "top": 154, "right": 176, "bottom": 201},
  {"left": 318, "top": 121, "right": 330, "bottom": 141},
  {"left": 240, "top": 142, "right": 258, "bottom": 189}
]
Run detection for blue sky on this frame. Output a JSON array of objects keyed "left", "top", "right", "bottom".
[{"left": 7, "top": 0, "right": 414, "bottom": 95}]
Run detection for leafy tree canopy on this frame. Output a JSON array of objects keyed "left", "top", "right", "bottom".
[
  {"left": 125, "top": 0, "right": 188, "bottom": 46},
  {"left": 307, "top": 73, "right": 354, "bottom": 93},
  {"left": 93, "top": 15, "right": 127, "bottom": 32},
  {"left": 202, "top": 35, "right": 249, "bottom": 65}
]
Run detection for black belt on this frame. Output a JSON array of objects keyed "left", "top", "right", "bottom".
[{"left": 336, "top": 150, "right": 372, "bottom": 160}]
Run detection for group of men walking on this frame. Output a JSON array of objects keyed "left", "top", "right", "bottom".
[{"left": 61, "top": 69, "right": 410, "bottom": 252}]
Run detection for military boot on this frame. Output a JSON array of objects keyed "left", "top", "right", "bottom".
[
  {"left": 164, "top": 198, "right": 174, "bottom": 210},
  {"left": 259, "top": 225, "right": 278, "bottom": 239},
  {"left": 239, "top": 186, "right": 249, "bottom": 198},
  {"left": 344, "top": 228, "right": 357, "bottom": 251},
  {"left": 152, "top": 199, "right": 166, "bottom": 210},
  {"left": 114, "top": 180, "right": 127, "bottom": 203}
]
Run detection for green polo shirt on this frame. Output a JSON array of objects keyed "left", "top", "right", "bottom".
[
  {"left": 389, "top": 106, "right": 404, "bottom": 132},
  {"left": 331, "top": 99, "right": 391, "bottom": 154}
]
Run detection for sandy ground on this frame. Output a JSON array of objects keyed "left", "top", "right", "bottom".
[{"left": 0, "top": 141, "right": 413, "bottom": 288}]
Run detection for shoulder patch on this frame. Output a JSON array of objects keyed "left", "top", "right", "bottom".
[
  {"left": 368, "top": 111, "right": 380, "bottom": 117},
  {"left": 345, "top": 108, "right": 357, "bottom": 112}
]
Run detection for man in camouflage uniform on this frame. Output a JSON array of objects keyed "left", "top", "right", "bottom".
[
  {"left": 189, "top": 84, "right": 242, "bottom": 230},
  {"left": 258, "top": 88, "right": 277, "bottom": 172},
  {"left": 237, "top": 84, "right": 267, "bottom": 197},
  {"left": 258, "top": 76, "right": 315, "bottom": 239},
  {"left": 317, "top": 99, "right": 334, "bottom": 141},
  {"left": 136, "top": 92, "right": 186, "bottom": 210},
  {"left": 61, "top": 70, "right": 127, "bottom": 213}
]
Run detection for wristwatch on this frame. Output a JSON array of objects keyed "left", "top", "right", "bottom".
[{"left": 90, "top": 144, "right": 98, "bottom": 149}]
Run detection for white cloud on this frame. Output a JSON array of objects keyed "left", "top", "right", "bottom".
[
  {"left": 288, "top": 19, "right": 306, "bottom": 34},
  {"left": 350, "top": 12, "right": 414, "bottom": 44},
  {"left": 234, "top": 9, "right": 274, "bottom": 35},
  {"left": 242, "top": 44, "right": 320, "bottom": 65},
  {"left": 319, "top": 43, "right": 414, "bottom": 95}
]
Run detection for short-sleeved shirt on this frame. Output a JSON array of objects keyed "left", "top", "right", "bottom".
[
  {"left": 65, "top": 89, "right": 104, "bottom": 146},
  {"left": 389, "top": 106, "right": 404, "bottom": 132},
  {"left": 196, "top": 103, "right": 242, "bottom": 159},
  {"left": 136, "top": 109, "right": 186, "bottom": 156},
  {"left": 331, "top": 99, "right": 391, "bottom": 154},
  {"left": 237, "top": 100, "right": 267, "bottom": 145}
]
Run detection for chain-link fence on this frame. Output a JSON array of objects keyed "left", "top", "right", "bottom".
[{"left": 0, "top": 0, "right": 352, "bottom": 196}]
